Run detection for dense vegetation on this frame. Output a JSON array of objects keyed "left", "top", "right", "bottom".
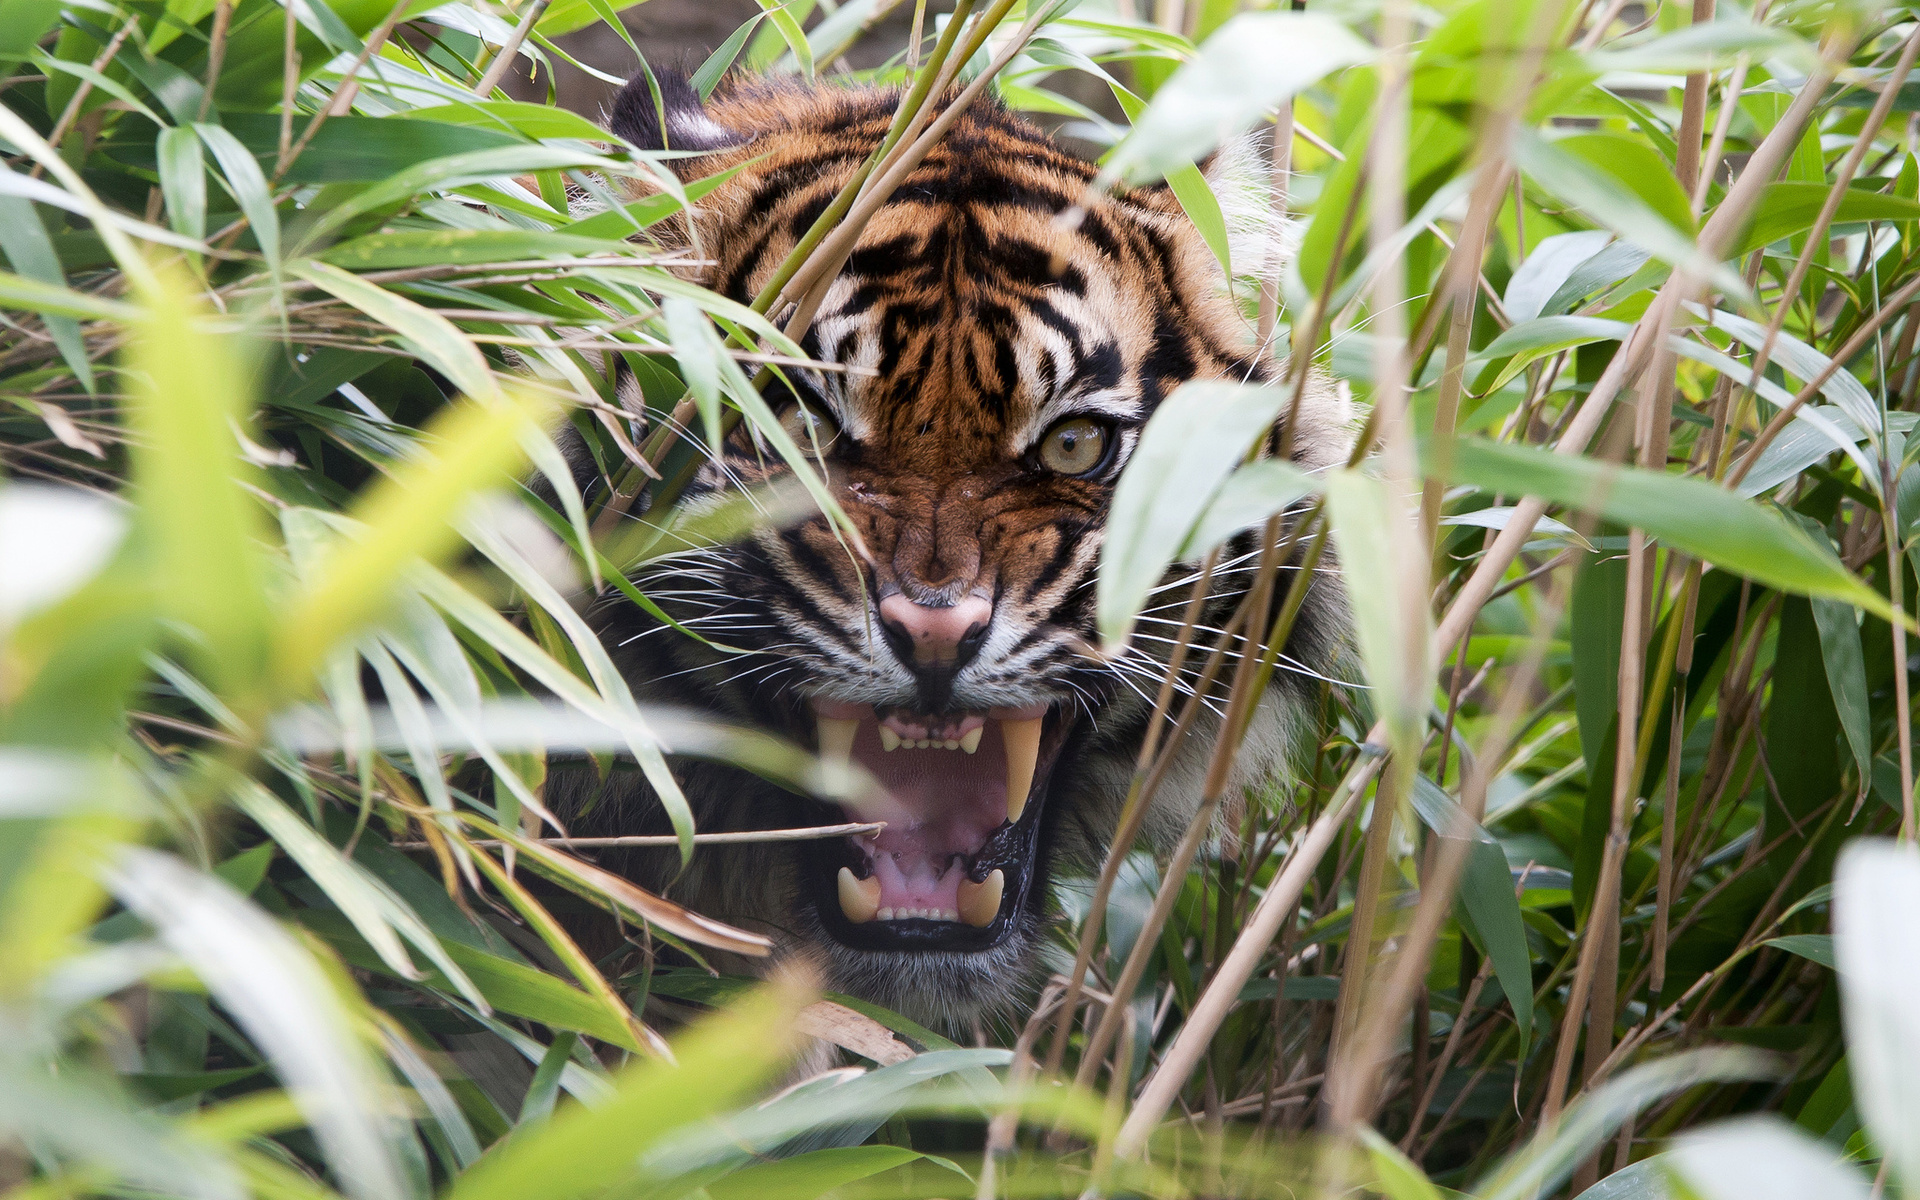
[{"left": 7, "top": 0, "right": 1920, "bottom": 1195}]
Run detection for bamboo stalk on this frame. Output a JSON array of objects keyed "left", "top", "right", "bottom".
[
  {"left": 1113, "top": 758, "right": 1376, "bottom": 1158},
  {"left": 391, "top": 821, "right": 885, "bottom": 850}
]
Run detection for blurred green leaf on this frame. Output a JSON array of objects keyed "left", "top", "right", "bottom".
[
  {"left": 441, "top": 975, "right": 810, "bottom": 1200},
  {"left": 1100, "top": 381, "right": 1302, "bottom": 648},
  {"left": 1099, "top": 12, "right": 1372, "bottom": 186},
  {"left": 106, "top": 847, "right": 409, "bottom": 1200},
  {"left": 122, "top": 262, "right": 270, "bottom": 695},
  {"left": 704, "top": 1146, "right": 925, "bottom": 1200},
  {"left": 272, "top": 388, "right": 552, "bottom": 686},
  {"left": 1835, "top": 841, "right": 1920, "bottom": 1190},
  {"left": 1671, "top": 1116, "right": 1871, "bottom": 1200}
]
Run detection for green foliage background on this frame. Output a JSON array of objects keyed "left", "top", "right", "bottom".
[{"left": 7, "top": 0, "right": 1920, "bottom": 1195}]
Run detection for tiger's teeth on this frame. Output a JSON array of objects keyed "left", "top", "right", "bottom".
[
  {"left": 1002, "top": 716, "right": 1042, "bottom": 824},
  {"left": 958, "top": 869, "right": 1004, "bottom": 928},
  {"left": 837, "top": 868, "right": 880, "bottom": 924},
  {"left": 959, "top": 726, "right": 983, "bottom": 754},
  {"left": 816, "top": 716, "right": 858, "bottom": 767},
  {"left": 942, "top": 739, "right": 959, "bottom": 750},
  {"left": 879, "top": 727, "right": 901, "bottom": 752}
]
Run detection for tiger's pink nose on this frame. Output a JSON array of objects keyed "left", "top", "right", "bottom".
[{"left": 878, "top": 593, "right": 993, "bottom": 668}]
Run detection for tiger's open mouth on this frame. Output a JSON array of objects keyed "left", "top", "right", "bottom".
[{"left": 802, "top": 698, "right": 1073, "bottom": 952}]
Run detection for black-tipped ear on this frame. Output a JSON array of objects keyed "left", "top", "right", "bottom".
[{"left": 610, "top": 70, "right": 742, "bottom": 157}]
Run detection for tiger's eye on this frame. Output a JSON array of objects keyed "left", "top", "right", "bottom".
[
  {"left": 1037, "top": 417, "right": 1109, "bottom": 476},
  {"left": 778, "top": 403, "right": 842, "bottom": 456}
]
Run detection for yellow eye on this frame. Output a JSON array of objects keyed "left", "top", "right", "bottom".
[
  {"left": 778, "top": 403, "right": 842, "bottom": 456},
  {"left": 1037, "top": 417, "right": 1109, "bottom": 476}
]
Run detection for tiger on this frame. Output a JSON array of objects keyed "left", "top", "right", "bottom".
[{"left": 545, "top": 68, "right": 1351, "bottom": 1029}]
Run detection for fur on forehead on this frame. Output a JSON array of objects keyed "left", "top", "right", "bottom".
[{"left": 607, "top": 72, "right": 1286, "bottom": 450}]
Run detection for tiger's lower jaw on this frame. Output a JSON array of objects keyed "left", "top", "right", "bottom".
[{"left": 796, "top": 699, "right": 1075, "bottom": 971}]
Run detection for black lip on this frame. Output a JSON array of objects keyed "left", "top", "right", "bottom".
[{"left": 801, "top": 709, "right": 1074, "bottom": 953}]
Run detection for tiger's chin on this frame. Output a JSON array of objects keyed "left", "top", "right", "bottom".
[{"left": 788, "top": 698, "right": 1077, "bottom": 1024}]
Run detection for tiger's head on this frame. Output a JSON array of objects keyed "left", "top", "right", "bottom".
[{"left": 556, "top": 72, "right": 1350, "bottom": 1027}]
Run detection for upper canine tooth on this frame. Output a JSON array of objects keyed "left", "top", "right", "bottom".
[
  {"left": 958, "top": 869, "right": 1004, "bottom": 927},
  {"left": 817, "top": 716, "right": 858, "bottom": 767},
  {"left": 1001, "top": 716, "right": 1042, "bottom": 824},
  {"left": 879, "top": 727, "right": 901, "bottom": 752},
  {"left": 837, "top": 867, "right": 880, "bottom": 924},
  {"left": 959, "top": 726, "right": 983, "bottom": 754}
]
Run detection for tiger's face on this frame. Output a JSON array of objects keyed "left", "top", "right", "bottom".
[{"left": 564, "top": 74, "right": 1348, "bottom": 1026}]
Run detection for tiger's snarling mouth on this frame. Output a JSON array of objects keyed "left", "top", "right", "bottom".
[{"left": 805, "top": 700, "right": 1066, "bottom": 951}]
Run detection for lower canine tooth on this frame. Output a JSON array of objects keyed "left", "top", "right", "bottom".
[
  {"left": 837, "top": 867, "right": 880, "bottom": 924},
  {"left": 959, "top": 726, "right": 983, "bottom": 754},
  {"left": 879, "top": 727, "right": 900, "bottom": 752},
  {"left": 817, "top": 717, "right": 858, "bottom": 767},
  {"left": 1002, "top": 716, "right": 1042, "bottom": 824},
  {"left": 958, "top": 869, "right": 1004, "bottom": 928}
]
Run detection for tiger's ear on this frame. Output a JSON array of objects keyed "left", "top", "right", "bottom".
[{"left": 609, "top": 70, "right": 743, "bottom": 165}]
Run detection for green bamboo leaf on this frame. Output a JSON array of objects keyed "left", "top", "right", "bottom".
[
  {"left": 441, "top": 977, "right": 811, "bottom": 1200},
  {"left": 405, "top": 101, "right": 612, "bottom": 142},
  {"left": 759, "top": 0, "right": 815, "bottom": 79},
  {"left": 1409, "top": 776, "right": 1533, "bottom": 1057},
  {"left": 1692, "top": 305, "right": 1882, "bottom": 445},
  {"left": 703, "top": 1146, "right": 925, "bottom": 1200},
  {"left": 1099, "top": 11, "right": 1373, "bottom": 187},
  {"left": 0, "top": 1062, "right": 244, "bottom": 1200},
  {"left": 1098, "top": 381, "right": 1295, "bottom": 648},
  {"left": 693, "top": 14, "right": 764, "bottom": 97},
  {"left": 194, "top": 123, "right": 281, "bottom": 282},
  {"left": 1176, "top": 458, "right": 1319, "bottom": 560},
  {"left": 320, "top": 228, "right": 642, "bottom": 269},
  {"left": 271, "top": 387, "right": 554, "bottom": 685},
  {"left": 1835, "top": 841, "right": 1920, "bottom": 1191},
  {"left": 296, "top": 145, "right": 624, "bottom": 248},
  {"left": 1671, "top": 1117, "right": 1871, "bottom": 1200},
  {"left": 1428, "top": 436, "right": 1902, "bottom": 624},
  {"left": 0, "top": 198, "right": 98, "bottom": 391},
  {"left": 305, "top": 910, "right": 640, "bottom": 1049},
  {"left": 1557, "top": 132, "right": 1694, "bottom": 233},
  {"left": 1513, "top": 128, "right": 1746, "bottom": 300},
  {"left": 1358, "top": 1127, "right": 1447, "bottom": 1200},
  {"left": 1166, "top": 161, "right": 1232, "bottom": 277},
  {"left": 1474, "top": 1049, "right": 1777, "bottom": 1200},
  {"left": 157, "top": 126, "right": 207, "bottom": 243},
  {"left": 1502, "top": 230, "right": 1614, "bottom": 324},
  {"left": 106, "top": 848, "right": 408, "bottom": 1200},
  {"left": 1472, "top": 315, "right": 1631, "bottom": 393},
  {"left": 1569, "top": 1155, "right": 1675, "bottom": 1199},
  {"left": 1762, "top": 934, "right": 1836, "bottom": 970},
  {"left": 0, "top": 0, "right": 62, "bottom": 58},
  {"left": 288, "top": 259, "right": 501, "bottom": 403},
  {"left": 1322, "top": 467, "right": 1430, "bottom": 743},
  {"left": 122, "top": 262, "right": 271, "bottom": 694},
  {"left": 1788, "top": 513, "right": 1874, "bottom": 798},
  {"left": 1736, "top": 181, "right": 1920, "bottom": 257},
  {"left": 535, "top": 0, "right": 649, "bottom": 35},
  {"left": 519, "top": 1032, "right": 578, "bottom": 1124},
  {"left": 1587, "top": 21, "right": 1805, "bottom": 73}
]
